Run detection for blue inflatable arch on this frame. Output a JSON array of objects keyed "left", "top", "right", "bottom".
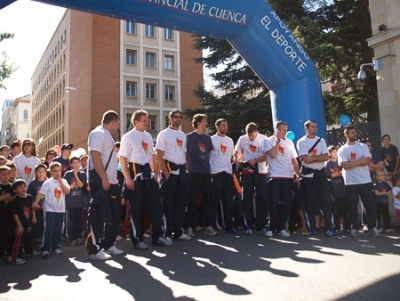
[{"left": 2, "top": 0, "right": 326, "bottom": 139}]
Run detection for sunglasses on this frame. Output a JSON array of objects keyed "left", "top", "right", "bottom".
[
  {"left": 173, "top": 115, "right": 183, "bottom": 119},
  {"left": 24, "top": 143, "right": 33, "bottom": 146},
  {"left": 48, "top": 153, "right": 57, "bottom": 156}
]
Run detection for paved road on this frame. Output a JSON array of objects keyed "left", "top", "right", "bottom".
[{"left": 1, "top": 230, "right": 400, "bottom": 301}]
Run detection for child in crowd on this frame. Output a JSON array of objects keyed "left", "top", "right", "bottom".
[
  {"left": 373, "top": 170, "right": 394, "bottom": 233},
  {"left": 391, "top": 173, "right": 400, "bottom": 232},
  {"left": 6, "top": 161, "right": 18, "bottom": 183},
  {"left": 0, "top": 155, "right": 7, "bottom": 167},
  {"left": 325, "top": 146, "right": 349, "bottom": 232},
  {"left": 11, "top": 179, "right": 36, "bottom": 264},
  {"left": 64, "top": 156, "right": 87, "bottom": 246},
  {"left": 28, "top": 164, "right": 48, "bottom": 244},
  {"left": 0, "top": 166, "right": 15, "bottom": 260},
  {"left": 33, "top": 162, "right": 70, "bottom": 259}
]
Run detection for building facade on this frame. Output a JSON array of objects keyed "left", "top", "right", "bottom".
[
  {"left": 368, "top": 0, "right": 400, "bottom": 147},
  {"left": 31, "top": 10, "right": 203, "bottom": 157},
  {"left": 0, "top": 98, "right": 15, "bottom": 146},
  {"left": 10, "top": 95, "right": 31, "bottom": 144}
]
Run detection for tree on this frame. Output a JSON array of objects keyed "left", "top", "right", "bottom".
[
  {"left": 0, "top": 33, "right": 16, "bottom": 90},
  {"left": 186, "top": 0, "right": 377, "bottom": 131}
]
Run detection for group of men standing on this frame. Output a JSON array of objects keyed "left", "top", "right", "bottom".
[{"left": 85, "top": 109, "right": 380, "bottom": 260}]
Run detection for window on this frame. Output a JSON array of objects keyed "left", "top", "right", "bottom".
[
  {"left": 126, "top": 81, "right": 137, "bottom": 97},
  {"left": 126, "top": 113, "right": 133, "bottom": 132},
  {"left": 146, "top": 84, "right": 156, "bottom": 99},
  {"left": 145, "top": 25, "right": 155, "bottom": 37},
  {"left": 24, "top": 109, "right": 28, "bottom": 121},
  {"left": 165, "top": 85, "right": 175, "bottom": 101},
  {"left": 164, "top": 55, "right": 174, "bottom": 70},
  {"left": 148, "top": 116, "right": 156, "bottom": 131},
  {"left": 165, "top": 116, "right": 170, "bottom": 128},
  {"left": 126, "top": 49, "right": 136, "bottom": 65},
  {"left": 126, "top": 21, "right": 136, "bottom": 34},
  {"left": 164, "top": 28, "right": 173, "bottom": 40},
  {"left": 145, "top": 52, "right": 156, "bottom": 68}
]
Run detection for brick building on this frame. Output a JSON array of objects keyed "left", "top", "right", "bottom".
[{"left": 31, "top": 10, "right": 203, "bottom": 157}]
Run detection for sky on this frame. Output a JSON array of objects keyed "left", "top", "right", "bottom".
[{"left": 0, "top": 0, "right": 66, "bottom": 106}]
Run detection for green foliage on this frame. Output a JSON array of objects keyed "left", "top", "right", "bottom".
[
  {"left": 190, "top": 0, "right": 378, "bottom": 132},
  {"left": 0, "top": 33, "right": 16, "bottom": 90}
]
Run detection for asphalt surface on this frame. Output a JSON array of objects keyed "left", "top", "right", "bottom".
[{"left": 1, "top": 229, "right": 400, "bottom": 301}]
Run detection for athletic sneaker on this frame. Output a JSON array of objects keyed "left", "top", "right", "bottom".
[
  {"left": 54, "top": 249, "right": 63, "bottom": 255},
  {"left": 277, "top": 230, "right": 290, "bottom": 237},
  {"left": 70, "top": 240, "right": 80, "bottom": 247},
  {"left": 245, "top": 229, "right": 253, "bottom": 235},
  {"left": 325, "top": 227, "right": 338, "bottom": 239},
  {"left": 14, "top": 258, "right": 25, "bottom": 265},
  {"left": 155, "top": 236, "right": 173, "bottom": 246},
  {"left": 134, "top": 241, "right": 150, "bottom": 250},
  {"left": 177, "top": 233, "right": 192, "bottom": 241},
  {"left": 204, "top": 226, "right": 217, "bottom": 236},
  {"left": 384, "top": 228, "right": 395, "bottom": 233},
  {"left": 89, "top": 249, "right": 111, "bottom": 261},
  {"left": 369, "top": 227, "right": 380, "bottom": 238},
  {"left": 309, "top": 230, "right": 317, "bottom": 237},
  {"left": 265, "top": 230, "right": 273, "bottom": 237},
  {"left": 185, "top": 227, "right": 194, "bottom": 238},
  {"left": 350, "top": 229, "right": 359, "bottom": 237},
  {"left": 42, "top": 251, "right": 49, "bottom": 259},
  {"left": 106, "top": 245, "right": 124, "bottom": 255},
  {"left": 229, "top": 228, "right": 241, "bottom": 234},
  {"left": 164, "top": 236, "right": 173, "bottom": 245}
]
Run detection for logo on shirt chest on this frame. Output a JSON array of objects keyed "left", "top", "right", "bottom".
[
  {"left": 54, "top": 188, "right": 62, "bottom": 202},
  {"left": 220, "top": 144, "right": 227, "bottom": 155},
  {"left": 176, "top": 138, "right": 183, "bottom": 150},
  {"left": 198, "top": 142, "right": 206, "bottom": 153},
  {"left": 141, "top": 140, "right": 149, "bottom": 154},
  {"left": 311, "top": 148, "right": 317, "bottom": 156},
  {"left": 278, "top": 145, "right": 285, "bottom": 156},
  {"left": 350, "top": 152, "right": 357, "bottom": 161},
  {"left": 249, "top": 144, "right": 257, "bottom": 154},
  {"left": 24, "top": 166, "right": 32, "bottom": 177}
]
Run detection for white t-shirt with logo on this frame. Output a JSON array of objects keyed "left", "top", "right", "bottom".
[
  {"left": 338, "top": 142, "right": 372, "bottom": 185},
  {"left": 13, "top": 154, "right": 41, "bottom": 185},
  {"left": 297, "top": 136, "right": 328, "bottom": 177},
  {"left": 235, "top": 133, "right": 268, "bottom": 174},
  {"left": 266, "top": 136, "right": 298, "bottom": 178},
  {"left": 88, "top": 126, "right": 118, "bottom": 184},
  {"left": 39, "top": 177, "right": 69, "bottom": 213},
  {"left": 155, "top": 127, "right": 186, "bottom": 165},
  {"left": 210, "top": 134, "right": 234, "bottom": 174},
  {"left": 119, "top": 129, "right": 153, "bottom": 165}
]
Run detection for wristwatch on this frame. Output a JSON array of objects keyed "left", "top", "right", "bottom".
[{"left": 276, "top": 139, "right": 281, "bottom": 143}]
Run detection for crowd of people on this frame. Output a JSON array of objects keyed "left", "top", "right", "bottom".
[{"left": 1, "top": 108, "right": 400, "bottom": 264}]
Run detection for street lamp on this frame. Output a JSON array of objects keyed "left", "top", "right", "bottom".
[{"left": 64, "top": 86, "right": 77, "bottom": 92}]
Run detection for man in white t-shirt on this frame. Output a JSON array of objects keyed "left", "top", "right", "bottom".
[
  {"left": 297, "top": 120, "right": 337, "bottom": 238},
  {"left": 156, "top": 109, "right": 191, "bottom": 241},
  {"left": 86, "top": 110, "right": 124, "bottom": 260},
  {"left": 210, "top": 118, "right": 239, "bottom": 234},
  {"left": 234, "top": 122, "right": 268, "bottom": 235},
  {"left": 119, "top": 110, "right": 172, "bottom": 250},
  {"left": 338, "top": 126, "right": 379, "bottom": 237},
  {"left": 265, "top": 120, "right": 300, "bottom": 238}
]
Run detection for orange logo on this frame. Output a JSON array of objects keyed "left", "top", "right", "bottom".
[
  {"left": 278, "top": 146, "right": 285, "bottom": 155},
  {"left": 142, "top": 140, "right": 149, "bottom": 154},
  {"left": 220, "top": 144, "right": 227, "bottom": 155},
  {"left": 176, "top": 138, "right": 183, "bottom": 149},
  {"left": 24, "top": 166, "right": 32, "bottom": 177},
  {"left": 54, "top": 188, "right": 62, "bottom": 202},
  {"left": 199, "top": 142, "right": 206, "bottom": 153},
  {"left": 350, "top": 152, "right": 356, "bottom": 161},
  {"left": 249, "top": 144, "right": 257, "bottom": 153}
]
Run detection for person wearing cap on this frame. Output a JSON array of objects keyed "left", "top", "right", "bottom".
[
  {"left": 0, "top": 145, "right": 10, "bottom": 160},
  {"left": 53, "top": 144, "right": 73, "bottom": 176}
]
